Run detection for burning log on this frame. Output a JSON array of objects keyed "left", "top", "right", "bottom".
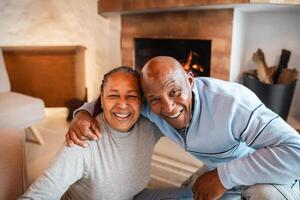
[
  {"left": 182, "top": 51, "right": 193, "bottom": 72},
  {"left": 181, "top": 51, "right": 204, "bottom": 76},
  {"left": 192, "top": 64, "right": 204, "bottom": 72}
]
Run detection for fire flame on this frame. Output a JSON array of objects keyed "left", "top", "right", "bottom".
[{"left": 181, "top": 51, "right": 204, "bottom": 74}]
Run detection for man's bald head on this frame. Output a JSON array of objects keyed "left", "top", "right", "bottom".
[{"left": 141, "top": 56, "right": 186, "bottom": 81}]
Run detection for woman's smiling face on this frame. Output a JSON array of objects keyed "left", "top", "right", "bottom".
[{"left": 101, "top": 72, "right": 141, "bottom": 132}]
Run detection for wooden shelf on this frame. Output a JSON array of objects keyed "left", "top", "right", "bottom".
[{"left": 98, "top": 0, "right": 299, "bottom": 15}]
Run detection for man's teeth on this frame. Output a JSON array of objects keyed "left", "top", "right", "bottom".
[
  {"left": 168, "top": 110, "right": 181, "bottom": 119},
  {"left": 114, "top": 113, "right": 130, "bottom": 118}
]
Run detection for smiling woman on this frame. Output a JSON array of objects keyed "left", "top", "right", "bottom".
[{"left": 19, "top": 66, "right": 193, "bottom": 200}]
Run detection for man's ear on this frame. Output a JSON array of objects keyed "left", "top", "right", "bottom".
[{"left": 187, "top": 72, "right": 194, "bottom": 88}]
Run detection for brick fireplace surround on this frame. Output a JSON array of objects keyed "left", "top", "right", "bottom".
[{"left": 121, "top": 9, "right": 233, "bottom": 80}]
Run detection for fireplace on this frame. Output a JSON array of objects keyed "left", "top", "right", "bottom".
[
  {"left": 121, "top": 9, "right": 233, "bottom": 80},
  {"left": 135, "top": 38, "right": 211, "bottom": 77}
]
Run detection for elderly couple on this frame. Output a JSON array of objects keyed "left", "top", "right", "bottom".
[{"left": 20, "top": 56, "right": 300, "bottom": 200}]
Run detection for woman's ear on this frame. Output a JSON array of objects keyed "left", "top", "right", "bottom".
[
  {"left": 100, "top": 94, "right": 103, "bottom": 108},
  {"left": 93, "top": 95, "right": 103, "bottom": 117}
]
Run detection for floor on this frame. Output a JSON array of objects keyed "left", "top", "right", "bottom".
[{"left": 25, "top": 108, "right": 69, "bottom": 186}]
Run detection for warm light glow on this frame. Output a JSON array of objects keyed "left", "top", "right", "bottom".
[{"left": 181, "top": 51, "right": 204, "bottom": 76}]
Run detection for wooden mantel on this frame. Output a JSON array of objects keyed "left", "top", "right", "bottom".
[{"left": 98, "top": 0, "right": 300, "bottom": 14}]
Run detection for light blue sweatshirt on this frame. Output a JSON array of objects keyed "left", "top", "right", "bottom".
[{"left": 141, "top": 77, "right": 300, "bottom": 189}]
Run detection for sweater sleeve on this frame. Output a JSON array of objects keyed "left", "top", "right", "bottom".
[
  {"left": 19, "top": 143, "right": 90, "bottom": 200},
  {"left": 73, "top": 98, "right": 98, "bottom": 118},
  {"left": 152, "top": 122, "right": 164, "bottom": 142},
  {"left": 218, "top": 104, "right": 300, "bottom": 189}
]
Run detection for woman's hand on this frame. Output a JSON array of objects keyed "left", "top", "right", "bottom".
[{"left": 66, "top": 110, "right": 101, "bottom": 147}]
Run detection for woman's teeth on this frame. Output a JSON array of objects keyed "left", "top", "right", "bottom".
[{"left": 114, "top": 113, "right": 130, "bottom": 118}]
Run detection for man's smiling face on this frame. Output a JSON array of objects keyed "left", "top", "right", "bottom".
[{"left": 141, "top": 56, "right": 194, "bottom": 129}]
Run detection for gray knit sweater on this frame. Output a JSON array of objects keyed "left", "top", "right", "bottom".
[{"left": 19, "top": 114, "right": 162, "bottom": 200}]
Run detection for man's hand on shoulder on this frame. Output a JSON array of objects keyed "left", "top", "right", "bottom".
[
  {"left": 192, "top": 169, "right": 226, "bottom": 200},
  {"left": 66, "top": 110, "right": 101, "bottom": 147}
]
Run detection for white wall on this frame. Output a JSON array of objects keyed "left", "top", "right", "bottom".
[
  {"left": 231, "top": 7, "right": 300, "bottom": 119},
  {"left": 0, "top": 0, "right": 121, "bottom": 100},
  {"left": 230, "top": 9, "right": 246, "bottom": 82}
]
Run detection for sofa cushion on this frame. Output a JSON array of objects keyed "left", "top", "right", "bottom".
[
  {"left": 0, "top": 92, "right": 44, "bottom": 128},
  {"left": 0, "top": 129, "right": 26, "bottom": 199}
]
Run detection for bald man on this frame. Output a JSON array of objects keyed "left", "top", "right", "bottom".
[{"left": 67, "top": 56, "right": 300, "bottom": 200}]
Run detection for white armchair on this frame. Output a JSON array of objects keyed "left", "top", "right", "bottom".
[{"left": 0, "top": 48, "right": 45, "bottom": 144}]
